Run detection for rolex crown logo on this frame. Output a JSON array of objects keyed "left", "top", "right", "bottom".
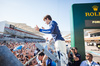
[{"left": 92, "top": 5, "right": 99, "bottom": 11}]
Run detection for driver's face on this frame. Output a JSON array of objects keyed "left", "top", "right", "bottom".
[{"left": 44, "top": 18, "right": 50, "bottom": 25}]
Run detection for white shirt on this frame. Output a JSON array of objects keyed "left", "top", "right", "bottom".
[
  {"left": 80, "top": 60, "right": 99, "bottom": 66},
  {"left": 87, "top": 60, "right": 94, "bottom": 66},
  {"left": 36, "top": 56, "right": 41, "bottom": 64}
]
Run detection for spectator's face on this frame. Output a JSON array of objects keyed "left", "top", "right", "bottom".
[
  {"left": 20, "top": 55, "right": 23, "bottom": 58},
  {"left": 32, "top": 59, "right": 38, "bottom": 66},
  {"left": 38, "top": 55, "right": 43, "bottom": 60},
  {"left": 26, "top": 53, "right": 29, "bottom": 56},
  {"left": 17, "top": 55, "right": 19, "bottom": 58},
  {"left": 74, "top": 49, "right": 77, "bottom": 53},
  {"left": 73, "top": 48, "right": 77, "bottom": 53},
  {"left": 85, "top": 54, "right": 92, "bottom": 61},
  {"left": 86, "top": 54, "right": 90, "bottom": 60}
]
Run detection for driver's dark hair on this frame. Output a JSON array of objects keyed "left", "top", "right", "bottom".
[{"left": 43, "top": 15, "right": 52, "bottom": 21}]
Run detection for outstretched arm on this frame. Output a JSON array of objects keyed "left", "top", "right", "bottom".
[
  {"left": 35, "top": 22, "right": 56, "bottom": 34},
  {"left": 39, "top": 22, "right": 56, "bottom": 34}
]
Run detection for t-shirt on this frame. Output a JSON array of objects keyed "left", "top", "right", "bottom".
[
  {"left": 69, "top": 53, "right": 81, "bottom": 66},
  {"left": 36, "top": 57, "right": 41, "bottom": 65}
]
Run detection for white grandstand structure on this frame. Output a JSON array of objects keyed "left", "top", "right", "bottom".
[
  {"left": 64, "top": 29, "right": 100, "bottom": 46},
  {"left": 0, "top": 21, "right": 45, "bottom": 43}
]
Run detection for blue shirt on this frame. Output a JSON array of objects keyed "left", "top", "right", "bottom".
[
  {"left": 39, "top": 20, "right": 64, "bottom": 41},
  {"left": 80, "top": 60, "right": 99, "bottom": 66}
]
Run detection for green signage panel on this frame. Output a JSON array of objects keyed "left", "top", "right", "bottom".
[{"left": 71, "top": 3, "right": 100, "bottom": 61}]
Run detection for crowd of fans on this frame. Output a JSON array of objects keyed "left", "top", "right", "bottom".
[
  {"left": 0, "top": 42, "right": 39, "bottom": 66},
  {"left": 0, "top": 40, "right": 100, "bottom": 66},
  {"left": 0, "top": 38, "right": 56, "bottom": 66}
]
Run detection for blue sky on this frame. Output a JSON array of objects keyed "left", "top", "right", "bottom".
[{"left": 0, "top": 0, "right": 100, "bottom": 32}]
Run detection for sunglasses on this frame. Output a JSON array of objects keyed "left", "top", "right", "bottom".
[{"left": 85, "top": 55, "right": 90, "bottom": 57}]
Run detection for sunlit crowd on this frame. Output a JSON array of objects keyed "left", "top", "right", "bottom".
[{"left": 0, "top": 38, "right": 100, "bottom": 66}]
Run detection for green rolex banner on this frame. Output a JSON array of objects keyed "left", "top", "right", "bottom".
[{"left": 71, "top": 3, "right": 100, "bottom": 61}]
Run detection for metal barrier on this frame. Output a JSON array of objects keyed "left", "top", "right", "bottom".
[{"left": 0, "top": 46, "right": 23, "bottom": 66}]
